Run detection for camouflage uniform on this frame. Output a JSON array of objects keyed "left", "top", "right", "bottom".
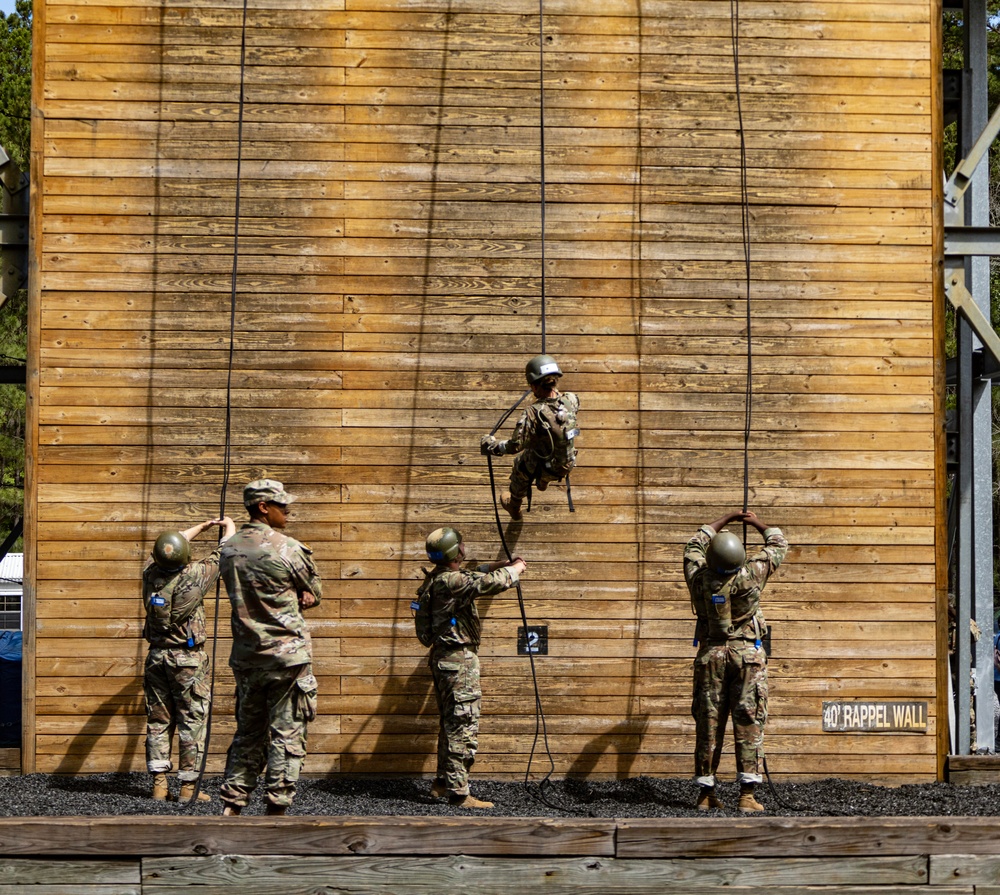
[
  {"left": 498, "top": 390, "right": 580, "bottom": 500},
  {"left": 142, "top": 549, "right": 220, "bottom": 782},
  {"left": 684, "top": 523, "right": 788, "bottom": 786},
  {"left": 219, "top": 521, "right": 322, "bottom": 809},
  {"left": 417, "top": 562, "right": 520, "bottom": 797}
]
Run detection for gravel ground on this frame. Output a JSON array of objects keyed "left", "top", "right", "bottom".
[{"left": 1, "top": 773, "right": 999, "bottom": 818}]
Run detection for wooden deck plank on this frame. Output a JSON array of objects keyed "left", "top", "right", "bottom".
[
  {"left": 0, "top": 817, "right": 615, "bottom": 857},
  {"left": 139, "top": 853, "right": 930, "bottom": 891},
  {"left": 0, "top": 857, "right": 140, "bottom": 884},
  {"left": 616, "top": 818, "right": 1000, "bottom": 857}
]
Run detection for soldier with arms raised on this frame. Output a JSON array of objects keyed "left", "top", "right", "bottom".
[
  {"left": 684, "top": 509, "right": 788, "bottom": 812},
  {"left": 416, "top": 527, "right": 526, "bottom": 808},
  {"left": 142, "top": 515, "right": 235, "bottom": 802}
]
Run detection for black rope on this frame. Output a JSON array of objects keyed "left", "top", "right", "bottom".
[
  {"left": 730, "top": 0, "right": 753, "bottom": 515},
  {"left": 538, "top": 0, "right": 547, "bottom": 353},
  {"left": 186, "top": 0, "right": 248, "bottom": 808},
  {"left": 484, "top": 389, "right": 581, "bottom": 815},
  {"left": 728, "top": 0, "right": 797, "bottom": 813}
]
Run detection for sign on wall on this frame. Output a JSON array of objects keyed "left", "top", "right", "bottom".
[{"left": 822, "top": 702, "right": 928, "bottom": 733}]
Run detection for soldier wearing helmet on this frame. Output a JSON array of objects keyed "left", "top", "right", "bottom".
[
  {"left": 683, "top": 509, "right": 788, "bottom": 813},
  {"left": 417, "top": 526, "right": 526, "bottom": 809},
  {"left": 480, "top": 354, "right": 580, "bottom": 520},
  {"left": 142, "top": 515, "right": 236, "bottom": 803}
]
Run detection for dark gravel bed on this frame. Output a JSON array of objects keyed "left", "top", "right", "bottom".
[{"left": 1, "top": 773, "right": 999, "bottom": 818}]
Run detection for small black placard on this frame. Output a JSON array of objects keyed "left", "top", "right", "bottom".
[{"left": 517, "top": 625, "right": 548, "bottom": 655}]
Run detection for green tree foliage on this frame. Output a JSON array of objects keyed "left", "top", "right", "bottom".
[
  {"left": 0, "top": 0, "right": 29, "bottom": 550},
  {"left": 0, "top": 0, "right": 31, "bottom": 170},
  {"left": 0, "top": 289, "right": 26, "bottom": 551}
]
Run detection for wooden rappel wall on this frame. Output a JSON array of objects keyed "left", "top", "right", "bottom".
[{"left": 26, "top": 0, "right": 945, "bottom": 781}]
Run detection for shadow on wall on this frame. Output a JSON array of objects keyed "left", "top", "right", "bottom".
[
  {"left": 334, "top": 665, "right": 436, "bottom": 775},
  {"left": 53, "top": 675, "right": 144, "bottom": 775}
]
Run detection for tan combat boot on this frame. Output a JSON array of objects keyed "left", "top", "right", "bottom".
[
  {"left": 221, "top": 803, "right": 242, "bottom": 816},
  {"left": 179, "top": 783, "right": 211, "bottom": 803},
  {"left": 695, "top": 786, "right": 723, "bottom": 810},
  {"left": 430, "top": 780, "right": 448, "bottom": 799},
  {"left": 500, "top": 492, "right": 523, "bottom": 521},
  {"left": 151, "top": 773, "right": 170, "bottom": 801},
  {"left": 449, "top": 793, "right": 494, "bottom": 809},
  {"left": 265, "top": 802, "right": 287, "bottom": 816},
  {"left": 738, "top": 783, "right": 764, "bottom": 812}
]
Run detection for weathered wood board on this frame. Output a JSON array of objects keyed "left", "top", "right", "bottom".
[{"left": 25, "top": 0, "right": 945, "bottom": 781}]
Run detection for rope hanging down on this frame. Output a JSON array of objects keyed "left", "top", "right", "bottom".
[
  {"left": 486, "top": 399, "right": 577, "bottom": 813},
  {"left": 186, "top": 0, "right": 250, "bottom": 807},
  {"left": 730, "top": 0, "right": 753, "bottom": 515},
  {"left": 537, "top": 0, "right": 547, "bottom": 354},
  {"left": 478, "top": 3, "right": 582, "bottom": 815},
  {"left": 729, "top": 0, "right": 802, "bottom": 813}
]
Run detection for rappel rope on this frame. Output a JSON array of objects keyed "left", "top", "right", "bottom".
[
  {"left": 486, "top": 400, "right": 581, "bottom": 815},
  {"left": 185, "top": 0, "right": 250, "bottom": 809},
  {"left": 475, "top": 1, "right": 583, "bottom": 815},
  {"left": 537, "top": 0, "right": 547, "bottom": 355},
  {"left": 729, "top": 0, "right": 800, "bottom": 813}
]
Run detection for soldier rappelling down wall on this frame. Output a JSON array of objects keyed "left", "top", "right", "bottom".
[{"left": 480, "top": 354, "right": 580, "bottom": 521}]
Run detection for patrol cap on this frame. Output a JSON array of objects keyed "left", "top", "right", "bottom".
[{"left": 243, "top": 478, "right": 297, "bottom": 509}]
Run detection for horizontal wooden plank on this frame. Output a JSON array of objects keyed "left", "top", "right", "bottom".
[
  {"left": 0, "top": 858, "right": 139, "bottom": 885},
  {"left": 137, "top": 853, "right": 929, "bottom": 891},
  {"left": 0, "top": 817, "right": 616, "bottom": 857},
  {"left": 616, "top": 817, "right": 1000, "bottom": 857},
  {"left": 929, "top": 854, "right": 1000, "bottom": 885}
]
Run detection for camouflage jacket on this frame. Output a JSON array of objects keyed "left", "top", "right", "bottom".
[
  {"left": 684, "top": 524, "right": 788, "bottom": 644},
  {"left": 418, "top": 564, "right": 519, "bottom": 651},
  {"left": 220, "top": 522, "right": 323, "bottom": 669},
  {"left": 505, "top": 391, "right": 580, "bottom": 459},
  {"left": 142, "top": 549, "right": 221, "bottom": 649}
]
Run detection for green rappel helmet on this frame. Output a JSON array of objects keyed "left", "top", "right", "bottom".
[
  {"left": 153, "top": 530, "right": 190, "bottom": 571},
  {"left": 708, "top": 530, "right": 745, "bottom": 575},
  {"left": 525, "top": 354, "right": 563, "bottom": 385},
  {"left": 426, "top": 527, "right": 463, "bottom": 563}
]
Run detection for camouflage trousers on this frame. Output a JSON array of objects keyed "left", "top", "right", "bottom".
[
  {"left": 143, "top": 647, "right": 211, "bottom": 782},
  {"left": 220, "top": 663, "right": 318, "bottom": 809},
  {"left": 430, "top": 646, "right": 481, "bottom": 796},
  {"left": 508, "top": 451, "right": 571, "bottom": 501},
  {"left": 691, "top": 639, "right": 768, "bottom": 786}
]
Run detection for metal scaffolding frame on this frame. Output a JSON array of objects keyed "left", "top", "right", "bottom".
[{"left": 943, "top": 0, "right": 1000, "bottom": 754}]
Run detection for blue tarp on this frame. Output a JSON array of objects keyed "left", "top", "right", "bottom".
[
  {"left": 0, "top": 630, "right": 21, "bottom": 662},
  {"left": 0, "top": 630, "right": 21, "bottom": 746}
]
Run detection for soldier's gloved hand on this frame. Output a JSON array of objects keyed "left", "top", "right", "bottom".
[{"left": 481, "top": 435, "right": 507, "bottom": 456}]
